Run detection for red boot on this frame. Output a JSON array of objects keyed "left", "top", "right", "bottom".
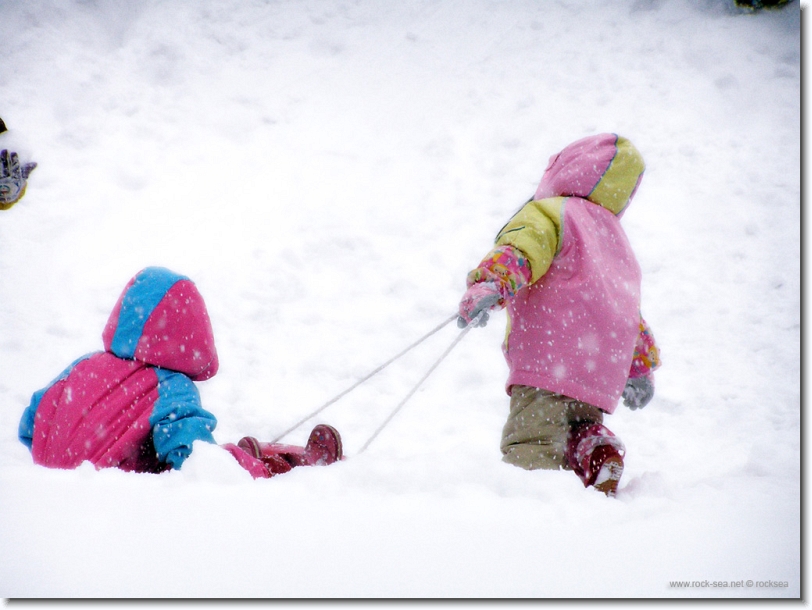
[
  {"left": 236, "top": 437, "right": 297, "bottom": 475},
  {"left": 567, "top": 423, "right": 625, "bottom": 496},
  {"left": 589, "top": 444, "right": 624, "bottom": 497},
  {"left": 303, "top": 424, "right": 343, "bottom": 466},
  {"left": 237, "top": 424, "right": 343, "bottom": 472}
]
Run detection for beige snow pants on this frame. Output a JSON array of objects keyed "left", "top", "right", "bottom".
[{"left": 500, "top": 385, "right": 604, "bottom": 471}]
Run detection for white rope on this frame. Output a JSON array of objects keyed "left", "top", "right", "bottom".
[
  {"left": 357, "top": 323, "right": 473, "bottom": 454},
  {"left": 270, "top": 313, "right": 459, "bottom": 443}
]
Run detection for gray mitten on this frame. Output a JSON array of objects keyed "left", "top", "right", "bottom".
[
  {"left": 0, "top": 149, "right": 37, "bottom": 209},
  {"left": 622, "top": 375, "right": 655, "bottom": 410}
]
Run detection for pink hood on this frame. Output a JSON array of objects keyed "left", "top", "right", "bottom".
[
  {"left": 102, "top": 267, "right": 219, "bottom": 381},
  {"left": 534, "top": 133, "right": 645, "bottom": 216}
]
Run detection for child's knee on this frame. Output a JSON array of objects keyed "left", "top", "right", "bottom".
[
  {"left": 501, "top": 443, "right": 569, "bottom": 471},
  {"left": 502, "top": 386, "right": 569, "bottom": 448}
]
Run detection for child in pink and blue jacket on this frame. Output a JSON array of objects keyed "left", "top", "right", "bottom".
[
  {"left": 19, "top": 267, "right": 343, "bottom": 479},
  {"left": 457, "top": 133, "right": 661, "bottom": 496}
]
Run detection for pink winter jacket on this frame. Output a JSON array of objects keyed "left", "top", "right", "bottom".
[
  {"left": 18, "top": 267, "right": 221, "bottom": 472},
  {"left": 467, "top": 134, "right": 659, "bottom": 413}
]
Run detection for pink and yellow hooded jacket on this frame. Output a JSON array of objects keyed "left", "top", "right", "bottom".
[
  {"left": 467, "top": 134, "right": 660, "bottom": 413},
  {"left": 18, "top": 267, "right": 222, "bottom": 472}
]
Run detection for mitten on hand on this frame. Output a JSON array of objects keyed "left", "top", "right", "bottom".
[
  {"left": 457, "top": 282, "right": 502, "bottom": 328},
  {"left": 0, "top": 149, "right": 37, "bottom": 209},
  {"left": 622, "top": 374, "right": 655, "bottom": 410},
  {"left": 458, "top": 245, "right": 532, "bottom": 329}
]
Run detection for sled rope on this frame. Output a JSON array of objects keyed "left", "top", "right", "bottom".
[
  {"left": 357, "top": 322, "right": 473, "bottom": 454},
  {"left": 270, "top": 313, "right": 459, "bottom": 443}
]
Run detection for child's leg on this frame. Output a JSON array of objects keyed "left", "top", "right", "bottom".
[
  {"left": 221, "top": 443, "right": 288, "bottom": 478},
  {"left": 500, "top": 386, "right": 602, "bottom": 470}
]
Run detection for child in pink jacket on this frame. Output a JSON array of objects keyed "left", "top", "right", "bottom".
[
  {"left": 458, "top": 133, "right": 661, "bottom": 496},
  {"left": 19, "top": 266, "right": 343, "bottom": 479}
]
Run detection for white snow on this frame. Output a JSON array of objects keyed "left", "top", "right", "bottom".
[{"left": 0, "top": 0, "right": 800, "bottom": 599}]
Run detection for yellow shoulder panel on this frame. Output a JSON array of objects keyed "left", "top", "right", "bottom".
[{"left": 495, "top": 197, "right": 565, "bottom": 283}]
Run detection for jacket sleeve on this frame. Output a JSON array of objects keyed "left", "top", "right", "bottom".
[
  {"left": 18, "top": 387, "right": 45, "bottom": 450},
  {"left": 149, "top": 369, "right": 218, "bottom": 470},
  {"left": 629, "top": 316, "right": 661, "bottom": 379},
  {"left": 490, "top": 197, "right": 565, "bottom": 284},
  {"left": 18, "top": 354, "right": 94, "bottom": 451},
  {"left": 465, "top": 245, "right": 532, "bottom": 303}
]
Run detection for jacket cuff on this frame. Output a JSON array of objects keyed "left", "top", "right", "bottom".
[
  {"left": 629, "top": 316, "right": 661, "bottom": 378},
  {"left": 466, "top": 245, "right": 532, "bottom": 300}
]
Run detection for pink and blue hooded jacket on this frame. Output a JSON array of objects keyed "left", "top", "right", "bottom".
[
  {"left": 18, "top": 267, "right": 222, "bottom": 472},
  {"left": 466, "top": 134, "right": 660, "bottom": 413}
]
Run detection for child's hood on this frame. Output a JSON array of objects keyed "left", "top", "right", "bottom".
[
  {"left": 102, "top": 267, "right": 219, "bottom": 381},
  {"left": 534, "top": 133, "right": 645, "bottom": 216}
]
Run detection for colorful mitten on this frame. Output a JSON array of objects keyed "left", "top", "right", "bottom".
[{"left": 624, "top": 317, "right": 660, "bottom": 410}]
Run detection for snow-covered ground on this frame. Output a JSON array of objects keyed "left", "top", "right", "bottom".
[{"left": 0, "top": 0, "right": 800, "bottom": 599}]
